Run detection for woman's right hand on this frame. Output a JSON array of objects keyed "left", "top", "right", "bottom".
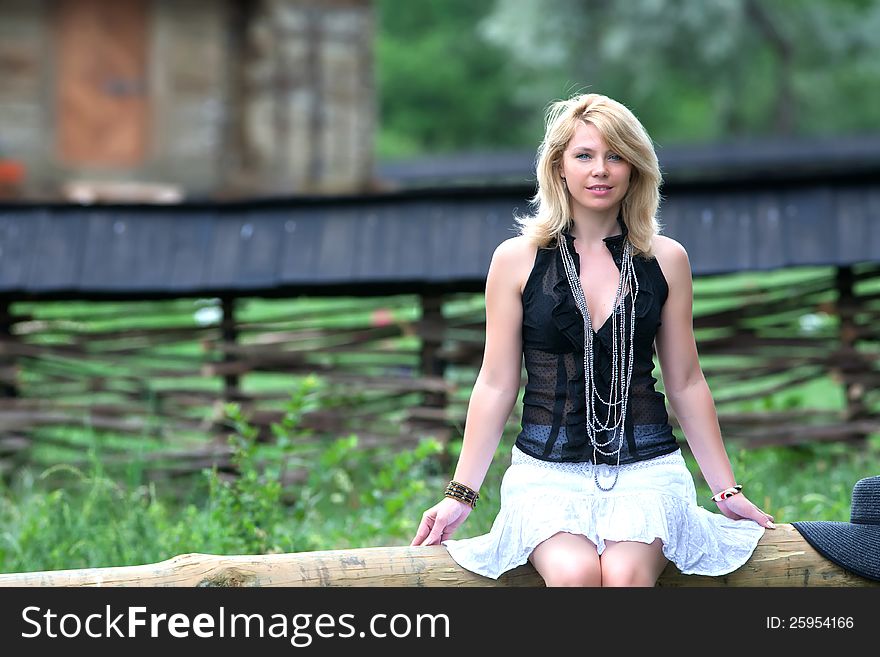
[{"left": 410, "top": 497, "right": 473, "bottom": 546}]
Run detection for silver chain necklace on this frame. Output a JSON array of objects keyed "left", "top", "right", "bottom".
[{"left": 558, "top": 230, "right": 639, "bottom": 491}]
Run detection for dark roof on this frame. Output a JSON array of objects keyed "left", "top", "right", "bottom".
[
  {"left": 0, "top": 189, "right": 524, "bottom": 300},
  {"left": 378, "top": 133, "right": 880, "bottom": 188},
  {"left": 1, "top": 135, "right": 879, "bottom": 300}
]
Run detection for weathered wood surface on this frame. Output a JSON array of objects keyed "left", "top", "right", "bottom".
[{"left": 0, "top": 524, "right": 875, "bottom": 587}]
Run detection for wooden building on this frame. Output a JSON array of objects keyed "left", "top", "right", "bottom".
[{"left": 0, "top": 0, "right": 374, "bottom": 200}]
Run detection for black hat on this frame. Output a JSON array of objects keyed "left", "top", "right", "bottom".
[{"left": 792, "top": 475, "right": 880, "bottom": 582}]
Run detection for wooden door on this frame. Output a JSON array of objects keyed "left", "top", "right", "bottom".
[{"left": 55, "top": 0, "right": 150, "bottom": 167}]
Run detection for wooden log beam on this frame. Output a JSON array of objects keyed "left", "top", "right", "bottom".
[{"left": 0, "top": 524, "right": 875, "bottom": 587}]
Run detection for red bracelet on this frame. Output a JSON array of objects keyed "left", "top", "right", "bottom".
[{"left": 710, "top": 484, "right": 743, "bottom": 503}]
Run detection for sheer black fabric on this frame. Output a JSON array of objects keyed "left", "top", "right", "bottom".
[{"left": 515, "top": 214, "right": 679, "bottom": 464}]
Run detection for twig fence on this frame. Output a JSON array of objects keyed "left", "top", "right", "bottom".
[{"left": 0, "top": 263, "right": 878, "bottom": 479}]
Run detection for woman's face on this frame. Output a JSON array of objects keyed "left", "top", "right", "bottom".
[{"left": 559, "top": 121, "right": 631, "bottom": 216}]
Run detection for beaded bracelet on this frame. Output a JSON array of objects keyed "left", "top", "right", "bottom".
[
  {"left": 445, "top": 480, "right": 479, "bottom": 509},
  {"left": 710, "top": 484, "right": 743, "bottom": 503}
]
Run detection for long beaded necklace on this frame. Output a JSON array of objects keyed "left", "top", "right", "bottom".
[{"left": 558, "top": 229, "right": 639, "bottom": 491}]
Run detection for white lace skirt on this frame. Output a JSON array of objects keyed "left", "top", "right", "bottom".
[{"left": 442, "top": 445, "right": 765, "bottom": 580}]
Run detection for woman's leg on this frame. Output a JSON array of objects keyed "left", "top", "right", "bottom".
[
  {"left": 599, "top": 538, "right": 669, "bottom": 587},
  {"left": 529, "top": 531, "right": 602, "bottom": 587}
]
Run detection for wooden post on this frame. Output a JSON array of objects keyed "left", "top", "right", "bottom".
[
  {"left": 834, "top": 266, "right": 868, "bottom": 444},
  {"left": 418, "top": 292, "right": 451, "bottom": 464},
  {"left": 209, "top": 296, "right": 243, "bottom": 443},
  {"left": 220, "top": 296, "right": 240, "bottom": 402},
  {"left": 0, "top": 298, "right": 18, "bottom": 398}
]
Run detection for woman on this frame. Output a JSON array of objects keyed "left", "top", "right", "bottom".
[{"left": 410, "top": 93, "right": 775, "bottom": 586}]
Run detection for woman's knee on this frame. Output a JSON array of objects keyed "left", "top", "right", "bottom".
[
  {"left": 530, "top": 532, "right": 601, "bottom": 587},
  {"left": 542, "top": 559, "right": 602, "bottom": 587},
  {"left": 600, "top": 539, "right": 667, "bottom": 587},
  {"left": 600, "top": 561, "right": 655, "bottom": 587}
]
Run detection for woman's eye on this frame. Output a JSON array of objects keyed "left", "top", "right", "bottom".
[{"left": 575, "top": 153, "right": 622, "bottom": 161}]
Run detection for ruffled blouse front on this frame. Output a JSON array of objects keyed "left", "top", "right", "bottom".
[{"left": 517, "top": 215, "right": 678, "bottom": 464}]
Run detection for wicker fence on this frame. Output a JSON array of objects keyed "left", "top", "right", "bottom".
[{"left": 1, "top": 263, "right": 879, "bottom": 479}]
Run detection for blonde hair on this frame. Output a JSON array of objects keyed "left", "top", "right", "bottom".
[{"left": 515, "top": 93, "right": 663, "bottom": 258}]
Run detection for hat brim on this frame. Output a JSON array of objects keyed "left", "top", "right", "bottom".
[{"left": 791, "top": 521, "right": 880, "bottom": 582}]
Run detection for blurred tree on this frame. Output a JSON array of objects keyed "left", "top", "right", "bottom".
[
  {"left": 376, "top": 0, "right": 880, "bottom": 156},
  {"left": 375, "top": 0, "right": 537, "bottom": 157},
  {"left": 481, "top": 0, "right": 880, "bottom": 143}
]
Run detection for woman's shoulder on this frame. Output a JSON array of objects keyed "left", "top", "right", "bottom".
[
  {"left": 650, "top": 234, "right": 691, "bottom": 286},
  {"left": 492, "top": 235, "right": 541, "bottom": 297}
]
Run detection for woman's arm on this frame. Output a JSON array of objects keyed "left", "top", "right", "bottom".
[
  {"left": 451, "top": 237, "right": 526, "bottom": 491},
  {"left": 410, "top": 237, "right": 527, "bottom": 545},
  {"left": 653, "top": 237, "right": 774, "bottom": 527},
  {"left": 653, "top": 237, "right": 734, "bottom": 493}
]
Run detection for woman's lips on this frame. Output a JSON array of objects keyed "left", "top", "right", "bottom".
[{"left": 587, "top": 186, "right": 613, "bottom": 195}]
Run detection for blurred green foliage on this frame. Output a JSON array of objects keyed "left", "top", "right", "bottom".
[
  {"left": 0, "top": 375, "right": 447, "bottom": 573},
  {"left": 376, "top": 0, "right": 880, "bottom": 157},
  {"left": 376, "top": 0, "right": 536, "bottom": 155}
]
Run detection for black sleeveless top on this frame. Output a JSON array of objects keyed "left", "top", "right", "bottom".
[{"left": 514, "top": 214, "right": 679, "bottom": 464}]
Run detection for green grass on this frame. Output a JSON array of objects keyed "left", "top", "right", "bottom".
[{"left": 1, "top": 400, "right": 878, "bottom": 574}]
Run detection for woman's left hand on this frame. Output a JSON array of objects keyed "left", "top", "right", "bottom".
[{"left": 715, "top": 493, "right": 776, "bottom": 528}]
